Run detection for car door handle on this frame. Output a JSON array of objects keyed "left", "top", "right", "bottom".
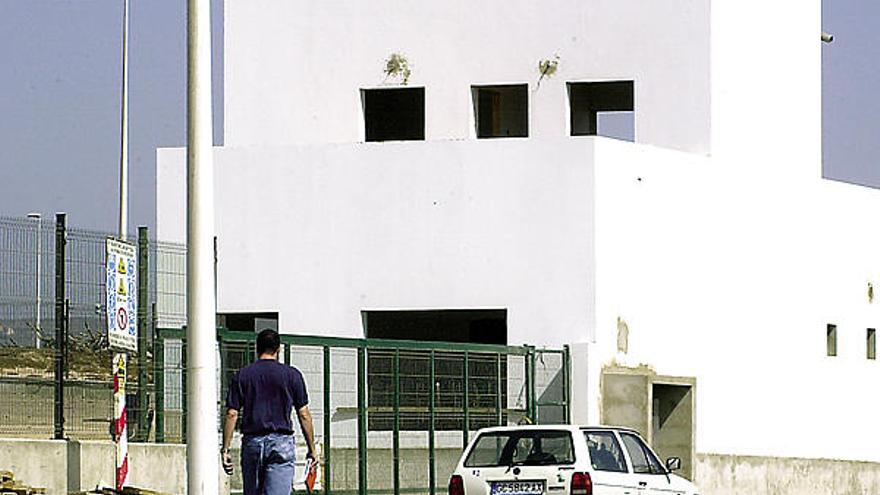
[{"left": 638, "top": 481, "right": 647, "bottom": 487}]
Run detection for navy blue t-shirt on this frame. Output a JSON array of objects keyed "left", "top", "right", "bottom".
[{"left": 225, "top": 359, "right": 309, "bottom": 436}]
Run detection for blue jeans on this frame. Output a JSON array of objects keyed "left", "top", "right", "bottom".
[{"left": 241, "top": 433, "right": 296, "bottom": 495}]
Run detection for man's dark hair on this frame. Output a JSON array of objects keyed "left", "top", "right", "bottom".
[{"left": 256, "top": 329, "right": 281, "bottom": 356}]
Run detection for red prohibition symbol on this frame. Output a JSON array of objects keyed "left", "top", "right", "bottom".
[{"left": 117, "top": 307, "right": 128, "bottom": 331}]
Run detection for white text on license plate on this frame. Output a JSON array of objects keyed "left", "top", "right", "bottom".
[{"left": 491, "top": 481, "right": 545, "bottom": 495}]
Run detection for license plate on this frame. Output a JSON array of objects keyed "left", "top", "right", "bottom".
[{"left": 490, "top": 481, "right": 545, "bottom": 495}]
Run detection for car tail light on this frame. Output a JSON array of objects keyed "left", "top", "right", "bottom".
[
  {"left": 449, "top": 475, "right": 464, "bottom": 495},
  {"left": 570, "top": 472, "right": 592, "bottom": 495}
]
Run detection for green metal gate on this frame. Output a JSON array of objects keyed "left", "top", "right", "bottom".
[{"left": 155, "top": 328, "right": 571, "bottom": 495}]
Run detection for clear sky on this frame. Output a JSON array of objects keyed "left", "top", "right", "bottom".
[
  {"left": 0, "top": 1, "right": 876, "bottom": 232},
  {"left": 0, "top": 0, "right": 223, "bottom": 233},
  {"left": 822, "top": 0, "right": 880, "bottom": 187}
]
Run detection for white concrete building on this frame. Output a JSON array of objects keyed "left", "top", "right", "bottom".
[{"left": 156, "top": 1, "right": 880, "bottom": 492}]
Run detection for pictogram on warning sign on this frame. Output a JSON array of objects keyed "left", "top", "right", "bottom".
[{"left": 117, "top": 307, "right": 128, "bottom": 332}]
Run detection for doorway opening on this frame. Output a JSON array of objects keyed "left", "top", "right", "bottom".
[{"left": 652, "top": 383, "right": 694, "bottom": 480}]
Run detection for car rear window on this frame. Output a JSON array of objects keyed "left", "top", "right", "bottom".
[{"left": 464, "top": 430, "right": 575, "bottom": 467}]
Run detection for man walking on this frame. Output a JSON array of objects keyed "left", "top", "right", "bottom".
[{"left": 222, "top": 329, "right": 316, "bottom": 495}]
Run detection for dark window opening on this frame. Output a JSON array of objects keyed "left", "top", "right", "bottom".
[
  {"left": 827, "top": 324, "right": 837, "bottom": 357},
  {"left": 473, "top": 85, "right": 529, "bottom": 138},
  {"left": 363, "top": 309, "right": 508, "bottom": 431},
  {"left": 868, "top": 328, "right": 876, "bottom": 360},
  {"left": 568, "top": 81, "right": 634, "bottom": 141},
  {"left": 364, "top": 309, "right": 506, "bottom": 344},
  {"left": 218, "top": 312, "right": 278, "bottom": 333},
  {"left": 362, "top": 87, "right": 425, "bottom": 142}
]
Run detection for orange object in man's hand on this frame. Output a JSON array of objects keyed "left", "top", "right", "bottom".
[{"left": 304, "top": 456, "right": 318, "bottom": 493}]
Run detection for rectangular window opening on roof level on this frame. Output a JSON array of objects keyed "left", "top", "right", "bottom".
[
  {"left": 826, "top": 324, "right": 837, "bottom": 357},
  {"left": 472, "top": 85, "right": 529, "bottom": 138},
  {"left": 568, "top": 81, "right": 634, "bottom": 141},
  {"left": 362, "top": 87, "right": 425, "bottom": 142},
  {"left": 868, "top": 328, "right": 876, "bottom": 360}
]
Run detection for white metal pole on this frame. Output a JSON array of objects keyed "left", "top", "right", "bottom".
[
  {"left": 27, "top": 213, "right": 41, "bottom": 349},
  {"left": 115, "top": 0, "right": 131, "bottom": 489},
  {"left": 186, "top": 0, "right": 218, "bottom": 491},
  {"left": 118, "top": 0, "right": 130, "bottom": 240}
]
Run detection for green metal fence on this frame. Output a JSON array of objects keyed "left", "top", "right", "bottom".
[
  {"left": 0, "top": 216, "right": 183, "bottom": 441},
  {"left": 154, "top": 328, "right": 571, "bottom": 495}
]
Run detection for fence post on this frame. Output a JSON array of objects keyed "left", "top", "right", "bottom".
[
  {"left": 392, "top": 349, "right": 400, "bottom": 495},
  {"left": 53, "top": 213, "right": 67, "bottom": 440},
  {"left": 428, "top": 350, "right": 436, "bottom": 495},
  {"left": 181, "top": 338, "right": 187, "bottom": 443},
  {"left": 524, "top": 347, "right": 535, "bottom": 424},
  {"left": 322, "top": 345, "right": 331, "bottom": 495},
  {"left": 496, "top": 353, "right": 503, "bottom": 426},
  {"left": 528, "top": 348, "right": 537, "bottom": 423},
  {"left": 563, "top": 345, "right": 571, "bottom": 424},
  {"left": 153, "top": 310, "right": 165, "bottom": 443},
  {"left": 137, "top": 227, "right": 149, "bottom": 440},
  {"left": 357, "top": 346, "right": 367, "bottom": 495},
  {"left": 462, "top": 350, "right": 469, "bottom": 450}
]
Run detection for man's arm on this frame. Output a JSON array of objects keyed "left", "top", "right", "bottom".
[
  {"left": 296, "top": 405, "right": 317, "bottom": 459},
  {"left": 222, "top": 408, "right": 238, "bottom": 452},
  {"left": 221, "top": 408, "right": 238, "bottom": 474}
]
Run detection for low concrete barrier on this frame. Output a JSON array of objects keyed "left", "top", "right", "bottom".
[
  {"left": 0, "top": 439, "right": 66, "bottom": 494},
  {"left": 0, "top": 439, "right": 230, "bottom": 495},
  {"left": 695, "top": 452, "right": 880, "bottom": 495}
]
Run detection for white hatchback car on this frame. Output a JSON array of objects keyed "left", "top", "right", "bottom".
[{"left": 449, "top": 425, "right": 699, "bottom": 495}]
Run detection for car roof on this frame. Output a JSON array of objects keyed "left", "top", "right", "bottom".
[{"left": 474, "top": 424, "right": 640, "bottom": 435}]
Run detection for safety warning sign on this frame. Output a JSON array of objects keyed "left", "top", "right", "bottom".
[{"left": 106, "top": 238, "right": 137, "bottom": 352}]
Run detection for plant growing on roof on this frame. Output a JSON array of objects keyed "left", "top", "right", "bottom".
[
  {"left": 384, "top": 53, "right": 412, "bottom": 85},
  {"left": 536, "top": 54, "right": 560, "bottom": 89}
]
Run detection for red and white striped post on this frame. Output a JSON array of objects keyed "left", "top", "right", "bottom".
[{"left": 114, "top": 352, "right": 129, "bottom": 490}]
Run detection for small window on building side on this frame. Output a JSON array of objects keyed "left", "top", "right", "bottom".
[
  {"left": 868, "top": 328, "right": 876, "bottom": 360},
  {"left": 568, "top": 81, "right": 634, "bottom": 141},
  {"left": 827, "top": 324, "right": 837, "bottom": 357},
  {"left": 473, "top": 85, "right": 529, "bottom": 138},
  {"left": 362, "top": 87, "right": 425, "bottom": 142}
]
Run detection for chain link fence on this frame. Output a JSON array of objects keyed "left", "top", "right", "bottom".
[{"left": 0, "top": 214, "right": 186, "bottom": 441}]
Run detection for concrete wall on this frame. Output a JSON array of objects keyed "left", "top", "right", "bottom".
[
  {"left": 158, "top": 138, "right": 597, "bottom": 347},
  {"left": 223, "top": 0, "right": 710, "bottom": 154},
  {"left": 0, "top": 439, "right": 66, "bottom": 495},
  {"left": 0, "top": 439, "right": 229, "bottom": 495},
  {"left": 711, "top": 0, "right": 823, "bottom": 181},
  {"left": 159, "top": 134, "right": 880, "bottom": 464},
  {"left": 77, "top": 441, "right": 194, "bottom": 494},
  {"left": 695, "top": 453, "right": 880, "bottom": 495},
  {"left": 588, "top": 136, "right": 880, "bottom": 463}
]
